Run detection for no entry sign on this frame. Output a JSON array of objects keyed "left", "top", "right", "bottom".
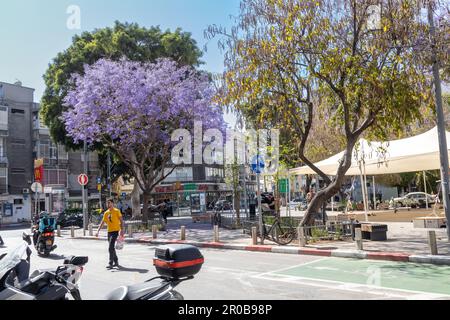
[{"left": 78, "top": 174, "right": 89, "bottom": 186}]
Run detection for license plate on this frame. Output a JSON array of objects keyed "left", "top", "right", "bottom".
[{"left": 46, "top": 240, "right": 53, "bottom": 245}]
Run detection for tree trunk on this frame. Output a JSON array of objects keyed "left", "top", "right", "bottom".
[
  {"left": 300, "top": 139, "right": 357, "bottom": 227},
  {"left": 131, "top": 179, "right": 142, "bottom": 219},
  {"left": 306, "top": 175, "right": 312, "bottom": 193},
  {"left": 234, "top": 191, "right": 241, "bottom": 227},
  {"left": 142, "top": 192, "right": 151, "bottom": 223}
]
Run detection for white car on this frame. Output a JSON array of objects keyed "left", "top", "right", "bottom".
[
  {"left": 393, "top": 192, "right": 437, "bottom": 208},
  {"left": 289, "top": 198, "right": 307, "bottom": 210}
]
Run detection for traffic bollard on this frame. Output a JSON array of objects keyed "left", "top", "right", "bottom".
[
  {"left": 214, "top": 225, "right": 219, "bottom": 243},
  {"left": 152, "top": 225, "right": 158, "bottom": 239},
  {"left": 57, "top": 225, "right": 61, "bottom": 237},
  {"left": 428, "top": 230, "right": 438, "bottom": 255},
  {"left": 88, "top": 224, "right": 93, "bottom": 237},
  {"left": 181, "top": 226, "right": 186, "bottom": 241},
  {"left": 251, "top": 227, "right": 257, "bottom": 245},
  {"left": 298, "top": 227, "right": 306, "bottom": 247},
  {"left": 71, "top": 226, "right": 75, "bottom": 238},
  {"left": 128, "top": 224, "right": 133, "bottom": 238},
  {"left": 355, "top": 228, "right": 363, "bottom": 250}
]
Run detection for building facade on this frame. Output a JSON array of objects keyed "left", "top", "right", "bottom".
[
  {"left": 0, "top": 81, "right": 35, "bottom": 223},
  {"left": 0, "top": 81, "right": 101, "bottom": 224}
]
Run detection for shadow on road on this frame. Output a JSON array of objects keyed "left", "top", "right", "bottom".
[
  {"left": 111, "top": 266, "right": 149, "bottom": 274},
  {"left": 36, "top": 253, "right": 66, "bottom": 261}
]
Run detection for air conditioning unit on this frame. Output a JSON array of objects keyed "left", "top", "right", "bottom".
[{"left": 22, "top": 188, "right": 30, "bottom": 194}]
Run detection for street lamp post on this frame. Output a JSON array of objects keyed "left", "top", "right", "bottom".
[{"left": 427, "top": 2, "right": 450, "bottom": 240}]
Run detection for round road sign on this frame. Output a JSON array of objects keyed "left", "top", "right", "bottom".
[
  {"left": 78, "top": 174, "right": 89, "bottom": 186},
  {"left": 31, "top": 182, "right": 43, "bottom": 193}
]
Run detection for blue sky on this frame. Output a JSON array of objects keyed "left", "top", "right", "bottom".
[{"left": 0, "top": 0, "right": 241, "bottom": 102}]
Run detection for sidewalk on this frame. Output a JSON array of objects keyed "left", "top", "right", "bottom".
[{"left": 73, "top": 217, "right": 450, "bottom": 266}]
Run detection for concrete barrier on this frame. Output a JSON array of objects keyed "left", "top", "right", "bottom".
[
  {"left": 214, "top": 225, "right": 219, "bottom": 243},
  {"left": 251, "top": 227, "right": 257, "bottom": 245},
  {"left": 298, "top": 227, "right": 306, "bottom": 247},
  {"left": 428, "top": 231, "right": 438, "bottom": 255},
  {"left": 355, "top": 228, "right": 363, "bottom": 250},
  {"left": 152, "top": 225, "right": 157, "bottom": 239},
  {"left": 181, "top": 226, "right": 186, "bottom": 241}
]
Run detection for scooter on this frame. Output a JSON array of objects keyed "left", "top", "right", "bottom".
[
  {"left": 0, "top": 233, "right": 87, "bottom": 300},
  {"left": 32, "top": 218, "right": 57, "bottom": 256},
  {"left": 104, "top": 244, "right": 203, "bottom": 300}
]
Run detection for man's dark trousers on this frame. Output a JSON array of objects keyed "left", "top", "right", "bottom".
[{"left": 108, "top": 231, "right": 119, "bottom": 265}]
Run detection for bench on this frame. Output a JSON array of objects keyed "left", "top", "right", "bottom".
[{"left": 360, "top": 223, "right": 388, "bottom": 241}]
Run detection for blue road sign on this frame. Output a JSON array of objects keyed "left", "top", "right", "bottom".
[
  {"left": 251, "top": 155, "right": 265, "bottom": 174},
  {"left": 121, "top": 192, "right": 127, "bottom": 199},
  {"left": 97, "top": 177, "right": 101, "bottom": 184}
]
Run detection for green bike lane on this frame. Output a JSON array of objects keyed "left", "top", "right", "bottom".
[{"left": 256, "top": 257, "right": 450, "bottom": 299}]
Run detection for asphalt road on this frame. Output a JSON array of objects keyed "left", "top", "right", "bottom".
[{"left": 1, "top": 228, "right": 449, "bottom": 300}]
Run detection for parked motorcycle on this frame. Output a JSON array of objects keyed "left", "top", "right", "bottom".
[
  {"left": 32, "top": 215, "right": 57, "bottom": 256},
  {"left": 0, "top": 233, "right": 88, "bottom": 300},
  {"left": 105, "top": 244, "right": 204, "bottom": 300}
]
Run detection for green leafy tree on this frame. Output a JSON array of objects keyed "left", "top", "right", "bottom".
[
  {"left": 207, "top": 0, "right": 448, "bottom": 226},
  {"left": 41, "top": 21, "right": 203, "bottom": 216}
]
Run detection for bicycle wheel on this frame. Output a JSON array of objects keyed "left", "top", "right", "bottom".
[{"left": 271, "top": 222, "right": 295, "bottom": 245}]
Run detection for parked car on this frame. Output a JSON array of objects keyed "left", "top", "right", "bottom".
[
  {"left": 393, "top": 192, "right": 437, "bottom": 208},
  {"left": 56, "top": 210, "right": 83, "bottom": 228},
  {"left": 213, "top": 200, "right": 232, "bottom": 211},
  {"left": 289, "top": 198, "right": 307, "bottom": 210}
]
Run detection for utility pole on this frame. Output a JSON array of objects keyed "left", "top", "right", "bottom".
[
  {"left": 107, "top": 150, "right": 112, "bottom": 198},
  {"left": 428, "top": 1, "right": 450, "bottom": 240},
  {"left": 82, "top": 140, "right": 88, "bottom": 234}
]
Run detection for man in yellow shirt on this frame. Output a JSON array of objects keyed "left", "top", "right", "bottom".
[{"left": 96, "top": 198, "right": 124, "bottom": 269}]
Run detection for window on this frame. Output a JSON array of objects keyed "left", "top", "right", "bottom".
[
  {"left": 11, "top": 168, "right": 25, "bottom": 174},
  {"left": 206, "top": 167, "right": 224, "bottom": 180},
  {"left": 58, "top": 145, "right": 68, "bottom": 160},
  {"left": 44, "top": 169, "right": 68, "bottom": 187},
  {"left": 11, "top": 109, "right": 25, "bottom": 115},
  {"left": 14, "top": 199, "right": 23, "bottom": 205},
  {"left": 163, "top": 167, "right": 193, "bottom": 182},
  {"left": 0, "top": 167, "right": 7, "bottom": 194},
  {"left": 49, "top": 143, "right": 57, "bottom": 160},
  {"left": 0, "top": 138, "right": 4, "bottom": 157}
]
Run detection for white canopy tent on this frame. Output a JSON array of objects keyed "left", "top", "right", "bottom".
[
  {"left": 289, "top": 127, "right": 450, "bottom": 220},
  {"left": 290, "top": 127, "right": 450, "bottom": 176}
]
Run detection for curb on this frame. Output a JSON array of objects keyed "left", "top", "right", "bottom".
[{"left": 73, "top": 236, "right": 450, "bottom": 266}]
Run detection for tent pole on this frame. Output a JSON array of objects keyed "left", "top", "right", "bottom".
[
  {"left": 373, "top": 176, "right": 376, "bottom": 211},
  {"left": 359, "top": 162, "right": 369, "bottom": 222},
  {"left": 423, "top": 171, "right": 429, "bottom": 210}
]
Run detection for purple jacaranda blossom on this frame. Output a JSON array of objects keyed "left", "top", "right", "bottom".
[{"left": 62, "top": 58, "right": 225, "bottom": 219}]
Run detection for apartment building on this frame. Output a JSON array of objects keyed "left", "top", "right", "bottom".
[
  {"left": 0, "top": 81, "right": 34, "bottom": 223},
  {"left": 0, "top": 81, "right": 100, "bottom": 224}
]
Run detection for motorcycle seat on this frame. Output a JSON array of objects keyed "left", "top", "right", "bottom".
[{"left": 105, "top": 281, "right": 167, "bottom": 300}]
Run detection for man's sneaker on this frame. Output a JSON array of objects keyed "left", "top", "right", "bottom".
[
  {"left": 106, "top": 264, "right": 113, "bottom": 269},
  {"left": 113, "top": 262, "right": 120, "bottom": 268}
]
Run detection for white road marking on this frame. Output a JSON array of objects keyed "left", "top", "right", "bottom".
[{"left": 253, "top": 272, "right": 450, "bottom": 300}]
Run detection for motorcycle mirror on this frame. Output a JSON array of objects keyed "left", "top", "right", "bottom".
[{"left": 22, "top": 232, "right": 31, "bottom": 245}]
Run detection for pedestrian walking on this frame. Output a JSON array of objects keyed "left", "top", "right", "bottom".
[{"left": 95, "top": 198, "right": 124, "bottom": 269}]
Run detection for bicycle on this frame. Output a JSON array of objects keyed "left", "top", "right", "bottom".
[
  {"left": 210, "top": 209, "right": 222, "bottom": 227},
  {"left": 261, "top": 213, "right": 296, "bottom": 245}
]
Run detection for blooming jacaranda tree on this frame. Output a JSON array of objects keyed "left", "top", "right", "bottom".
[{"left": 63, "top": 58, "right": 224, "bottom": 221}]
